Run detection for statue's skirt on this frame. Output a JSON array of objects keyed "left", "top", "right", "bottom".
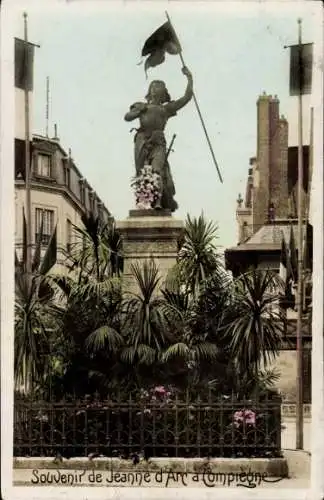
[{"left": 134, "top": 130, "right": 178, "bottom": 212}]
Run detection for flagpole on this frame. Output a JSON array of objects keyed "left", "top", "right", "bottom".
[
  {"left": 296, "top": 17, "right": 304, "bottom": 450},
  {"left": 301, "top": 107, "right": 313, "bottom": 281},
  {"left": 23, "top": 12, "right": 32, "bottom": 279},
  {"left": 46, "top": 76, "right": 50, "bottom": 137},
  {"left": 165, "top": 11, "right": 223, "bottom": 184}
]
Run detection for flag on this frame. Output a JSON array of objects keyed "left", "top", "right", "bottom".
[
  {"left": 288, "top": 225, "right": 298, "bottom": 281},
  {"left": 15, "top": 37, "right": 36, "bottom": 178},
  {"left": 141, "top": 21, "right": 181, "bottom": 74},
  {"left": 40, "top": 224, "right": 57, "bottom": 275},
  {"left": 15, "top": 38, "right": 36, "bottom": 143},
  {"left": 15, "top": 37, "right": 35, "bottom": 91},
  {"left": 279, "top": 233, "right": 295, "bottom": 310},
  {"left": 15, "top": 138, "right": 33, "bottom": 180},
  {"left": 303, "top": 222, "right": 313, "bottom": 271},
  {"left": 279, "top": 235, "right": 288, "bottom": 283},
  {"left": 289, "top": 43, "right": 313, "bottom": 96}
]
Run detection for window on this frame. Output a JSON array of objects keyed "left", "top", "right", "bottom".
[
  {"left": 64, "top": 165, "right": 71, "bottom": 189},
  {"left": 89, "top": 190, "right": 94, "bottom": 212},
  {"left": 79, "top": 179, "right": 85, "bottom": 205},
  {"left": 66, "top": 219, "right": 72, "bottom": 253},
  {"left": 97, "top": 202, "right": 103, "bottom": 221},
  {"left": 35, "top": 208, "right": 54, "bottom": 245},
  {"left": 37, "top": 153, "right": 52, "bottom": 177}
]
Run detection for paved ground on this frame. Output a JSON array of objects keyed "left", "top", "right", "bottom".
[
  {"left": 12, "top": 450, "right": 311, "bottom": 489},
  {"left": 12, "top": 419, "right": 312, "bottom": 489},
  {"left": 281, "top": 418, "right": 311, "bottom": 452},
  {"left": 12, "top": 472, "right": 311, "bottom": 489}
]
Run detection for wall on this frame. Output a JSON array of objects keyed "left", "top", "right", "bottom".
[
  {"left": 267, "top": 350, "right": 311, "bottom": 403},
  {"left": 15, "top": 186, "right": 84, "bottom": 273}
]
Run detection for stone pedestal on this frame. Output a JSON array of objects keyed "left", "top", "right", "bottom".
[{"left": 116, "top": 210, "right": 184, "bottom": 294}]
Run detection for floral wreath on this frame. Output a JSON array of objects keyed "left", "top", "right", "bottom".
[{"left": 131, "top": 165, "right": 160, "bottom": 209}]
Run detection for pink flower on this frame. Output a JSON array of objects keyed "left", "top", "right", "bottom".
[
  {"left": 154, "top": 386, "right": 166, "bottom": 395},
  {"left": 244, "top": 410, "right": 256, "bottom": 425},
  {"left": 234, "top": 410, "right": 244, "bottom": 422},
  {"left": 233, "top": 409, "right": 256, "bottom": 426}
]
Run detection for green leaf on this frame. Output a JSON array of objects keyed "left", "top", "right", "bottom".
[
  {"left": 161, "top": 342, "right": 190, "bottom": 362},
  {"left": 40, "top": 224, "right": 57, "bottom": 275},
  {"left": 22, "top": 208, "right": 27, "bottom": 271},
  {"left": 136, "top": 344, "right": 157, "bottom": 365},
  {"left": 15, "top": 249, "right": 21, "bottom": 270},
  {"left": 85, "top": 325, "right": 123, "bottom": 353},
  {"left": 32, "top": 212, "right": 44, "bottom": 272}
]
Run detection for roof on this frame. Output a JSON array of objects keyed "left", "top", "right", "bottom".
[
  {"left": 244, "top": 222, "right": 298, "bottom": 246},
  {"left": 226, "top": 242, "right": 281, "bottom": 253},
  {"left": 33, "top": 134, "right": 83, "bottom": 178},
  {"left": 226, "top": 220, "right": 298, "bottom": 253},
  {"left": 31, "top": 135, "right": 108, "bottom": 212}
]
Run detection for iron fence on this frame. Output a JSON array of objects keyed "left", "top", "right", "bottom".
[{"left": 14, "top": 390, "right": 282, "bottom": 459}]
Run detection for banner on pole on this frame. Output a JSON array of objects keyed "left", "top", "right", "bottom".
[
  {"left": 15, "top": 37, "right": 35, "bottom": 91},
  {"left": 15, "top": 138, "right": 33, "bottom": 180},
  {"left": 289, "top": 43, "right": 313, "bottom": 96},
  {"left": 141, "top": 21, "right": 181, "bottom": 74}
]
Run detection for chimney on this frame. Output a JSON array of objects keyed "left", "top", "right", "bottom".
[
  {"left": 254, "top": 94, "right": 271, "bottom": 229},
  {"left": 253, "top": 93, "right": 289, "bottom": 229}
]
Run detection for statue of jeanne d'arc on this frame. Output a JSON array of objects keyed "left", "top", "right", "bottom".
[{"left": 124, "top": 66, "right": 193, "bottom": 212}]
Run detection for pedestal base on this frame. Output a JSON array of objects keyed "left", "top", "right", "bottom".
[
  {"left": 117, "top": 210, "right": 184, "bottom": 294},
  {"left": 129, "top": 208, "right": 172, "bottom": 218}
]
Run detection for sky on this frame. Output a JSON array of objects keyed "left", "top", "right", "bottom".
[{"left": 12, "top": 0, "right": 321, "bottom": 249}]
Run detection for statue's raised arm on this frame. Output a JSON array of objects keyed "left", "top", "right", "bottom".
[{"left": 164, "top": 66, "right": 193, "bottom": 117}]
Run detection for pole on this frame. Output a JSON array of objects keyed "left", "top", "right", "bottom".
[
  {"left": 296, "top": 17, "right": 304, "bottom": 450},
  {"left": 302, "top": 107, "right": 313, "bottom": 276},
  {"left": 165, "top": 11, "right": 223, "bottom": 184},
  {"left": 304, "top": 107, "right": 313, "bottom": 227},
  {"left": 24, "top": 12, "right": 32, "bottom": 279},
  {"left": 46, "top": 76, "right": 49, "bottom": 137}
]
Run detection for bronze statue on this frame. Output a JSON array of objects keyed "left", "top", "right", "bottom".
[{"left": 125, "top": 66, "right": 193, "bottom": 212}]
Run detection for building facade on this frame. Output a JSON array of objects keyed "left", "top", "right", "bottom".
[
  {"left": 15, "top": 134, "right": 111, "bottom": 274},
  {"left": 225, "top": 93, "right": 313, "bottom": 403},
  {"left": 234, "top": 92, "right": 311, "bottom": 247}
]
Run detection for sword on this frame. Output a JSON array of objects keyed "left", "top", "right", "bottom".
[{"left": 166, "top": 134, "right": 176, "bottom": 161}]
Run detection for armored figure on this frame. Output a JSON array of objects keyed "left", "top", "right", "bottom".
[{"left": 125, "top": 66, "right": 193, "bottom": 211}]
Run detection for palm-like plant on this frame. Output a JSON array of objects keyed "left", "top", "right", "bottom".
[
  {"left": 194, "top": 269, "right": 232, "bottom": 343},
  {"left": 158, "top": 285, "right": 220, "bottom": 390},
  {"left": 120, "top": 260, "right": 172, "bottom": 370},
  {"left": 44, "top": 213, "right": 125, "bottom": 396},
  {"left": 102, "top": 220, "right": 123, "bottom": 277},
  {"left": 222, "top": 269, "right": 285, "bottom": 378},
  {"left": 50, "top": 267, "right": 124, "bottom": 396},
  {"left": 171, "top": 214, "right": 222, "bottom": 298},
  {"left": 15, "top": 212, "right": 58, "bottom": 392},
  {"left": 68, "top": 213, "right": 123, "bottom": 282}
]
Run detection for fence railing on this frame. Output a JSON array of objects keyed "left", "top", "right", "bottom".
[
  {"left": 14, "top": 391, "right": 282, "bottom": 459},
  {"left": 281, "top": 403, "right": 311, "bottom": 419}
]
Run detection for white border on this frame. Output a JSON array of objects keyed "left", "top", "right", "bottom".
[{"left": 1, "top": 1, "right": 323, "bottom": 499}]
